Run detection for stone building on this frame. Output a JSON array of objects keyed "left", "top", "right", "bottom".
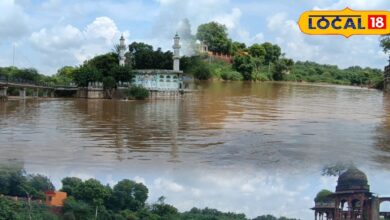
[
  {"left": 312, "top": 167, "right": 390, "bottom": 220},
  {"left": 120, "top": 34, "right": 191, "bottom": 92},
  {"left": 45, "top": 191, "right": 67, "bottom": 207}
]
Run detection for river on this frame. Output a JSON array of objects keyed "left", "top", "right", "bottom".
[{"left": 0, "top": 82, "right": 389, "bottom": 219}]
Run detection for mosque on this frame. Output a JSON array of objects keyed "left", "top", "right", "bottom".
[
  {"left": 118, "top": 34, "right": 191, "bottom": 92},
  {"left": 312, "top": 167, "right": 390, "bottom": 220}
]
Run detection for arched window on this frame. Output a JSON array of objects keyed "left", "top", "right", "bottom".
[
  {"left": 166, "top": 75, "right": 171, "bottom": 82},
  {"left": 340, "top": 199, "right": 349, "bottom": 212},
  {"left": 351, "top": 199, "right": 362, "bottom": 215}
]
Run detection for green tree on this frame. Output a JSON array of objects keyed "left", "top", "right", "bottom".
[
  {"left": 5, "top": 168, "right": 27, "bottom": 197},
  {"left": 314, "top": 190, "right": 333, "bottom": 203},
  {"left": 181, "top": 207, "right": 247, "bottom": 220},
  {"left": 57, "top": 66, "right": 75, "bottom": 78},
  {"left": 261, "top": 42, "right": 281, "bottom": 64},
  {"left": 196, "top": 22, "right": 231, "bottom": 54},
  {"left": 74, "top": 179, "right": 112, "bottom": 208},
  {"left": 127, "top": 86, "right": 150, "bottom": 100},
  {"left": 0, "top": 197, "right": 17, "bottom": 220},
  {"left": 129, "top": 42, "right": 173, "bottom": 70},
  {"left": 322, "top": 163, "right": 351, "bottom": 177},
  {"left": 380, "top": 34, "right": 390, "bottom": 54},
  {"left": 87, "top": 53, "right": 119, "bottom": 77},
  {"left": 192, "top": 63, "right": 212, "bottom": 80},
  {"left": 61, "top": 177, "right": 83, "bottom": 197},
  {"left": 72, "top": 65, "right": 102, "bottom": 87},
  {"left": 63, "top": 197, "right": 94, "bottom": 220},
  {"left": 253, "top": 215, "right": 277, "bottom": 220},
  {"left": 111, "top": 65, "right": 133, "bottom": 83},
  {"left": 249, "top": 44, "right": 266, "bottom": 59},
  {"left": 103, "top": 76, "right": 117, "bottom": 99},
  {"left": 109, "top": 179, "right": 148, "bottom": 212},
  {"left": 26, "top": 174, "right": 55, "bottom": 200},
  {"left": 233, "top": 55, "right": 253, "bottom": 80},
  {"left": 232, "top": 41, "right": 247, "bottom": 55},
  {"left": 248, "top": 44, "right": 266, "bottom": 74},
  {"left": 150, "top": 196, "right": 179, "bottom": 219},
  {"left": 272, "top": 58, "right": 294, "bottom": 81}
]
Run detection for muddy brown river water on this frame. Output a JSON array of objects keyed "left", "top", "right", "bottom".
[{"left": 1, "top": 81, "right": 389, "bottom": 219}]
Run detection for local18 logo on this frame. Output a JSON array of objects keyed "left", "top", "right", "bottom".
[{"left": 298, "top": 8, "right": 390, "bottom": 37}]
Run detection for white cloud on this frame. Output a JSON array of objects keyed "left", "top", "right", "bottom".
[
  {"left": 85, "top": 17, "right": 119, "bottom": 44},
  {"left": 0, "top": 0, "right": 29, "bottom": 39},
  {"left": 30, "top": 25, "right": 83, "bottom": 52},
  {"left": 28, "top": 16, "right": 126, "bottom": 73},
  {"left": 154, "top": 178, "right": 185, "bottom": 192},
  {"left": 322, "top": 0, "right": 389, "bottom": 10},
  {"left": 213, "top": 8, "right": 242, "bottom": 30},
  {"left": 67, "top": 171, "right": 95, "bottom": 181},
  {"left": 134, "top": 176, "right": 146, "bottom": 185}
]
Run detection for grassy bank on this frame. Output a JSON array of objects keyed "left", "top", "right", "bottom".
[{"left": 190, "top": 58, "right": 384, "bottom": 90}]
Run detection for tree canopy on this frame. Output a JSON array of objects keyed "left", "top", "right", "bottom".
[
  {"left": 314, "top": 190, "right": 334, "bottom": 203},
  {"left": 108, "top": 179, "right": 148, "bottom": 211},
  {"left": 380, "top": 34, "right": 390, "bottom": 54},
  {"left": 196, "top": 22, "right": 231, "bottom": 54},
  {"left": 128, "top": 42, "right": 173, "bottom": 69},
  {"left": 0, "top": 165, "right": 300, "bottom": 220}
]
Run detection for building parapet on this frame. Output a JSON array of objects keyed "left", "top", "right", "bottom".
[{"left": 133, "top": 69, "right": 183, "bottom": 74}]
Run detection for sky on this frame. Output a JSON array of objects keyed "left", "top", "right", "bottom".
[{"left": 0, "top": 0, "right": 390, "bottom": 75}]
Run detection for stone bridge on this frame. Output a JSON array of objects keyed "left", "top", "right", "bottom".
[{"left": 0, "top": 78, "right": 77, "bottom": 100}]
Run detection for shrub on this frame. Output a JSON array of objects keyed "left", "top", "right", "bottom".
[
  {"left": 221, "top": 70, "right": 243, "bottom": 81},
  {"left": 251, "top": 71, "right": 269, "bottom": 81},
  {"left": 128, "top": 86, "right": 149, "bottom": 100},
  {"left": 191, "top": 64, "right": 212, "bottom": 80}
]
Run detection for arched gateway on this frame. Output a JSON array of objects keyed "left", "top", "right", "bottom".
[{"left": 312, "top": 167, "right": 389, "bottom": 220}]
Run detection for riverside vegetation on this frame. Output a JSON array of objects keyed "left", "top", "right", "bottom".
[
  {"left": 0, "top": 166, "right": 298, "bottom": 220},
  {"left": 1, "top": 21, "right": 388, "bottom": 97}
]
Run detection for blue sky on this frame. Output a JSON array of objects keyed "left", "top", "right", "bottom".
[{"left": 0, "top": 0, "right": 389, "bottom": 74}]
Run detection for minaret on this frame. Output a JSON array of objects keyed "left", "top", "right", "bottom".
[
  {"left": 172, "top": 33, "right": 181, "bottom": 71},
  {"left": 119, "top": 35, "right": 126, "bottom": 66}
]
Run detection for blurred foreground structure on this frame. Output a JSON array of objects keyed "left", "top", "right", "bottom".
[{"left": 312, "top": 167, "right": 390, "bottom": 220}]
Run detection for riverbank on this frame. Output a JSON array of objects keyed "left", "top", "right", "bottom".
[{"left": 200, "top": 59, "right": 384, "bottom": 90}]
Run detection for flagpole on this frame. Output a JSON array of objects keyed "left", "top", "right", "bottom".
[{"left": 13, "top": 43, "right": 15, "bottom": 67}]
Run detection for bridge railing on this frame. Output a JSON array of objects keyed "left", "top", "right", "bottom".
[{"left": 0, "top": 76, "right": 77, "bottom": 89}]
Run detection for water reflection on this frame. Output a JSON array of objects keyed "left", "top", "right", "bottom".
[
  {"left": 0, "top": 82, "right": 389, "bottom": 170},
  {"left": 18, "top": 162, "right": 390, "bottom": 220}
]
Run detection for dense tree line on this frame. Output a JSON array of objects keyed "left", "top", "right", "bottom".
[
  {"left": 72, "top": 53, "right": 133, "bottom": 89},
  {"left": 287, "top": 61, "right": 383, "bottom": 88},
  {"left": 187, "top": 21, "right": 385, "bottom": 88},
  {"left": 0, "top": 166, "right": 299, "bottom": 220},
  {"left": 0, "top": 67, "right": 62, "bottom": 86},
  {"left": 128, "top": 42, "right": 173, "bottom": 70}
]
